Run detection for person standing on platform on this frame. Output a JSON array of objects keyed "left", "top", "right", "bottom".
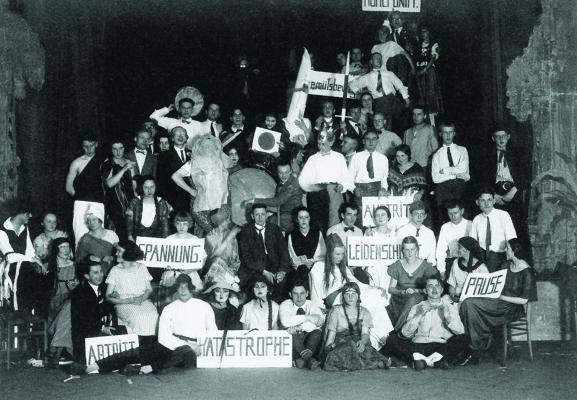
[
  {"left": 435, "top": 199, "right": 472, "bottom": 279},
  {"left": 403, "top": 105, "right": 438, "bottom": 169},
  {"left": 150, "top": 98, "right": 205, "bottom": 143},
  {"left": 157, "top": 126, "right": 190, "bottom": 213},
  {"left": 201, "top": 103, "right": 223, "bottom": 139}
]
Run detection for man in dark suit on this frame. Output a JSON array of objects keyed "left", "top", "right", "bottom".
[
  {"left": 238, "top": 204, "right": 290, "bottom": 302},
  {"left": 157, "top": 126, "right": 190, "bottom": 213},
  {"left": 250, "top": 160, "right": 303, "bottom": 233},
  {"left": 70, "top": 258, "right": 117, "bottom": 364},
  {"left": 341, "top": 101, "right": 364, "bottom": 142},
  {"left": 125, "top": 128, "right": 157, "bottom": 179}
]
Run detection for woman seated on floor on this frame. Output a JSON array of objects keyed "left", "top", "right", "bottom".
[
  {"left": 240, "top": 275, "right": 279, "bottom": 330},
  {"left": 447, "top": 237, "right": 489, "bottom": 302},
  {"left": 203, "top": 268, "right": 242, "bottom": 330}
]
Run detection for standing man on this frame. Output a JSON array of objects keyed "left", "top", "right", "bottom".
[
  {"left": 435, "top": 199, "right": 472, "bottom": 278},
  {"left": 150, "top": 98, "right": 204, "bottom": 143},
  {"left": 396, "top": 201, "right": 437, "bottom": 267},
  {"left": 341, "top": 135, "right": 359, "bottom": 167},
  {"left": 373, "top": 112, "right": 402, "bottom": 159},
  {"left": 125, "top": 128, "right": 157, "bottom": 180},
  {"left": 403, "top": 105, "right": 438, "bottom": 169},
  {"left": 471, "top": 187, "right": 517, "bottom": 272},
  {"left": 431, "top": 122, "right": 470, "bottom": 228},
  {"left": 157, "top": 126, "right": 190, "bottom": 213},
  {"left": 65, "top": 134, "right": 105, "bottom": 244},
  {"left": 201, "top": 103, "right": 223, "bottom": 139}
]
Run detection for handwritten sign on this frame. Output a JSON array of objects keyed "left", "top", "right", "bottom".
[
  {"left": 85, "top": 334, "right": 139, "bottom": 364},
  {"left": 361, "top": 195, "right": 413, "bottom": 228},
  {"left": 136, "top": 236, "right": 206, "bottom": 270},
  {"left": 347, "top": 236, "right": 402, "bottom": 267},
  {"left": 307, "top": 71, "right": 356, "bottom": 99},
  {"left": 196, "top": 330, "right": 292, "bottom": 368},
  {"left": 362, "top": 0, "right": 421, "bottom": 12},
  {"left": 459, "top": 270, "right": 508, "bottom": 302}
]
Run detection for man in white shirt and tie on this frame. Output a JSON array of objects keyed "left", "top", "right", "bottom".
[
  {"left": 348, "top": 131, "right": 389, "bottom": 226},
  {"left": 471, "top": 187, "right": 517, "bottom": 272},
  {"left": 435, "top": 199, "right": 472, "bottom": 278},
  {"left": 150, "top": 98, "right": 204, "bottom": 143},
  {"left": 396, "top": 201, "right": 437, "bottom": 267},
  {"left": 200, "top": 103, "right": 223, "bottom": 139},
  {"left": 431, "top": 122, "right": 470, "bottom": 229},
  {"left": 279, "top": 280, "right": 325, "bottom": 369}
]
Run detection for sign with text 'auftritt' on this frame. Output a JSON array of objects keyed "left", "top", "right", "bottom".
[{"left": 362, "top": 195, "right": 413, "bottom": 228}]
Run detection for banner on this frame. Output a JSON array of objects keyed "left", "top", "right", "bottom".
[
  {"left": 196, "top": 330, "right": 292, "bottom": 368},
  {"left": 362, "top": 0, "right": 421, "bottom": 12},
  {"left": 252, "top": 127, "right": 281, "bottom": 154},
  {"left": 347, "top": 236, "right": 402, "bottom": 267},
  {"left": 136, "top": 236, "right": 206, "bottom": 270},
  {"left": 285, "top": 48, "right": 311, "bottom": 141},
  {"left": 307, "top": 71, "right": 355, "bottom": 99},
  {"left": 85, "top": 334, "right": 139, "bottom": 365},
  {"left": 361, "top": 195, "right": 413, "bottom": 228},
  {"left": 459, "top": 270, "right": 508, "bottom": 302}
]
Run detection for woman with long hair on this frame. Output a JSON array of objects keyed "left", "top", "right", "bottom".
[{"left": 239, "top": 275, "right": 279, "bottom": 330}]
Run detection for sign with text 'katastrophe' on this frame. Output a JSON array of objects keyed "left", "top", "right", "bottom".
[
  {"left": 196, "top": 330, "right": 292, "bottom": 368},
  {"left": 362, "top": 0, "right": 421, "bottom": 12},
  {"left": 136, "top": 236, "right": 206, "bottom": 270},
  {"left": 362, "top": 195, "right": 413, "bottom": 228},
  {"left": 459, "top": 270, "right": 508, "bottom": 302},
  {"left": 85, "top": 334, "right": 139, "bottom": 364},
  {"left": 307, "top": 71, "right": 356, "bottom": 99},
  {"left": 348, "top": 236, "right": 402, "bottom": 267}
]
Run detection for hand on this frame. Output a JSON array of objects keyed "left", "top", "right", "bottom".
[
  {"left": 304, "top": 259, "right": 315, "bottom": 269},
  {"left": 189, "top": 188, "right": 198, "bottom": 197},
  {"left": 287, "top": 326, "right": 298, "bottom": 335},
  {"left": 334, "top": 184, "right": 343, "bottom": 193},
  {"left": 109, "top": 291, "right": 120, "bottom": 299},
  {"left": 502, "top": 187, "right": 517, "bottom": 203},
  {"left": 278, "top": 141, "right": 286, "bottom": 150},
  {"left": 102, "top": 256, "right": 114, "bottom": 265},
  {"left": 340, "top": 121, "right": 347, "bottom": 132},
  {"left": 272, "top": 151, "right": 280, "bottom": 158},
  {"left": 101, "top": 326, "right": 116, "bottom": 336},
  {"left": 124, "top": 160, "right": 136, "bottom": 169},
  {"left": 356, "top": 341, "right": 365, "bottom": 354},
  {"left": 441, "top": 304, "right": 452, "bottom": 324},
  {"left": 378, "top": 287, "right": 388, "bottom": 300},
  {"left": 315, "top": 116, "right": 324, "bottom": 130},
  {"left": 494, "top": 194, "right": 505, "bottom": 206},
  {"left": 167, "top": 104, "right": 175, "bottom": 112},
  {"left": 131, "top": 295, "right": 143, "bottom": 305},
  {"left": 90, "top": 255, "right": 102, "bottom": 263},
  {"left": 404, "top": 98, "right": 411, "bottom": 107},
  {"left": 418, "top": 301, "right": 432, "bottom": 314},
  {"left": 405, "top": 287, "right": 417, "bottom": 295},
  {"left": 187, "top": 343, "right": 201, "bottom": 355},
  {"left": 275, "top": 271, "right": 286, "bottom": 283},
  {"left": 263, "top": 270, "right": 276, "bottom": 284},
  {"left": 378, "top": 188, "right": 388, "bottom": 197}
]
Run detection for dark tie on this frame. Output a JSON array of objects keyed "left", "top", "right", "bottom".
[
  {"left": 376, "top": 71, "right": 384, "bottom": 94},
  {"left": 485, "top": 216, "right": 492, "bottom": 258},
  {"left": 296, "top": 307, "right": 306, "bottom": 316},
  {"left": 181, "top": 119, "right": 191, "bottom": 124},
  {"left": 210, "top": 122, "right": 216, "bottom": 136},
  {"left": 256, "top": 227, "right": 265, "bottom": 248},
  {"left": 149, "top": 144, "right": 155, "bottom": 154},
  {"left": 136, "top": 149, "right": 146, "bottom": 155},
  {"left": 447, "top": 147, "right": 454, "bottom": 167},
  {"left": 344, "top": 226, "right": 355, "bottom": 233},
  {"left": 367, "top": 152, "right": 375, "bottom": 179},
  {"left": 416, "top": 228, "right": 420, "bottom": 237},
  {"left": 180, "top": 149, "right": 186, "bottom": 163},
  {"left": 498, "top": 150, "right": 508, "bottom": 168}
]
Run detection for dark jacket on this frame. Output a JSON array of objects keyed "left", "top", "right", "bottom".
[
  {"left": 157, "top": 146, "right": 190, "bottom": 212},
  {"left": 254, "top": 175, "right": 303, "bottom": 232}
]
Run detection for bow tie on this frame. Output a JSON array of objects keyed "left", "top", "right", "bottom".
[
  {"left": 181, "top": 119, "right": 191, "bottom": 124},
  {"left": 136, "top": 149, "right": 147, "bottom": 154},
  {"left": 344, "top": 226, "right": 355, "bottom": 232}
]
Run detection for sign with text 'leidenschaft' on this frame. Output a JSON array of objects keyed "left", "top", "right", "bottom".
[
  {"left": 362, "top": 0, "right": 421, "bottom": 12},
  {"left": 136, "top": 236, "right": 206, "bottom": 270},
  {"left": 459, "top": 270, "right": 508, "bottom": 302},
  {"left": 362, "top": 195, "right": 413, "bottom": 228},
  {"left": 196, "top": 330, "right": 292, "bottom": 368},
  {"left": 347, "top": 236, "right": 402, "bottom": 267},
  {"left": 85, "top": 334, "right": 139, "bottom": 365}
]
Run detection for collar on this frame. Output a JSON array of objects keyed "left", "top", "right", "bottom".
[
  {"left": 232, "top": 124, "right": 244, "bottom": 131},
  {"left": 442, "top": 143, "right": 455, "bottom": 148},
  {"left": 3, "top": 218, "right": 26, "bottom": 235},
  {"left": 255, "top": 224, "right": 265, "bottom": 230}
]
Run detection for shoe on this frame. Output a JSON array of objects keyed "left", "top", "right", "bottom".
[
  {"left": 308, "top": 359, "right": 321, "bottom": 370},
  {"left": 434, "top": 359, "right": 449, "bottom": 370},
  {"left": 300, "top": 349, "right": 313, "bottom": 361},
  {"left": 68, "top": 362, "right": 87, "bottom": 376},
  {"left": 413, "top": 360, "right": 427, "bottom": 371},
  {"left": 377, "top": 357, "right": 392, "bottom": 370},
  {"left": 294, "top": 358, "right": 306, "bottom": 369},
  {"left": 120, "top": 364, "right": 141, "bottom": 376}
]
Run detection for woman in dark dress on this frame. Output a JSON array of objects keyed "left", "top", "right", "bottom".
[
  {"left": 387, "top": 144, "right": 427, "bottom": 199},
  {"left": 203, "top": 279, "right": 242, "bottom": 330},
  {"left": 459, "top": 238, "right": 535, "bottom": 362},
  {"left": 125, "top": 175, "right": 171, "bottom": 241},
  {"left": 415, "top": 25, "right": 443, "bottom": 123}
]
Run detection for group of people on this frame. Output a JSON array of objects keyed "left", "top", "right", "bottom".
[{"left": 0, "top": 11, "right": 535, "bottom": 376}]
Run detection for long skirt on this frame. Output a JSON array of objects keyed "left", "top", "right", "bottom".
[
  {"left": 115, "top": 300, "right": 159, "bottom": 336},
  {"left": 416, "top": 67, "right": 443, "bottom": 115},
  {"left": 324, "top": 331, "right": 387, "bottom": 371}
]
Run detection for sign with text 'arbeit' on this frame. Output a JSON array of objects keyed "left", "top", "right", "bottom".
[
  {"left": 137, "top": 236, "right": 206, "bottom": 270},
  {"left": 197, "top": 330, "right": 292, "bottom": 368},
  {"left": 362, "top": 0, "right": 421, "bottom": 12},
  {"left": 348, "top": 236, "right": 402, "bottom": 267},
  {"left": 307, "top": 71, "right": 356, "bottom": 99},
  {"left": 459, "top": 270, "right": 508, "bottom": 302},
  {"left": 362, "top": 195, "right": 413, "bottom": 228},
  {"left": 85, "top": 334, "right": 139, "bottom": 364}
]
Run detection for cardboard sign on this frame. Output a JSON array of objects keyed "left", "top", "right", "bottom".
[
  {"left": 362, "top": 0, "right": 421, "bottom": 12},
  {"left": 361, "top": 195, "right": 413, "bottom": 228},
  {"left": 196, "top": 330, "right": 292, "bottom": 368},
  {"left": 136, "top": 236, "right": 206, "bottom": 270},
  {"left": 85, "top": 334, "right": 139, "bottom": 364},
  {"left": 459, "top": 270, "right": 508, "bottom": 302},
  {"left": 252, "top": 127, "right": 281, "bottom": 154},
  {"left": 308, "top": 70, "right": 356, "bottom": 99},
  {"left": 348, "top": 236, "right": 402, "bottom": 267}
]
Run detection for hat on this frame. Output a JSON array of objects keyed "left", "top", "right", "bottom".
[
  {"left": 174, "top": 86, "right": 204, "bottom": 117},
  {"left": 409, "top": 201, "right": 427, "bottom": 213},
  {"left": 203, "top": 279, "right": 240, "bottom": 294},
  {"left": 203, "top": 258, "right": 240, "bottom": 293},
  {"left": 85, "top": 205, "right": 104, "bottom": 223}
]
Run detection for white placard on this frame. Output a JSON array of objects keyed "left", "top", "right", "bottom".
[
  {"left": 196, "top": 330, "right": 292, "bottom": 368},
  {"left": 136, "top": 236, "right": 206, "bottom": 270},
  {"left": 362, "top": 0, "right": 421, "bottom": 12},
  {"left": 347, "top": 235, "right": 402, "bottom": 267},
  {"left": 459, "top": 270, "right": 508, "bottom": 302},
  {"left": 85, "top": 334, "right": 139, "bottom": 364},
  {"left": 307, "top": 70, "right": 356, "bottom": 99},
  {"left": 251, "top": 127, "right": 281, "bottom": 154},
  {"left": 361, "top": 195, "right": 413, "bottom": 228}
]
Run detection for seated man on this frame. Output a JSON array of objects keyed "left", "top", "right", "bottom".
[
  {"left": 384, "top": 275, "right": 467, "bottom": 370},
  {"left": 279, "top": 280, "right": 325, "bottom": 369},
  {"left": 396, "top": 201, "right": 436, "bottom": 267},
  {"left": 72, "top": 274, "right": 217, "bottom": 375},
  {"left": 326, "top": 201, "right": 363, "bottom": 244}
]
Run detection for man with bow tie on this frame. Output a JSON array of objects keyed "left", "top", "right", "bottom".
[
  {"left": 220, "top": 108, "right": 251, "bottom": 161},
  {"left": 326, "top": 202, "right": 363, "bottom": 245},
  {"left": 125, "top": 128, "right": 157, "bottom": 181},
  {"left": 149, "top": 98, "right": 204, "bottom": 142}
]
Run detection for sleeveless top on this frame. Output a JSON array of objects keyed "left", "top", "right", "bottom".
[
  {"left": 0, "top": 224, "right": 29, "bottom": 255},
  {"left": 73, "top": 156, "right": 104, "bottom": 202}
]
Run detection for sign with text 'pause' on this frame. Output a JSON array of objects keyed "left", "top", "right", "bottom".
[{"left": 459, "top": 270, "right": 508, "bottom": 302}]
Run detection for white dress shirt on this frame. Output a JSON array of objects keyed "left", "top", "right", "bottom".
[
  {"left": 201, "top": 119, "right": 223, "bottom": 138},
  {"left": 431, "top": 143, "right": 470, "bottom": 184},
  {"left": 495, "top": 150, "right": 514, "bottom": 183},
  {"left": 0, "top": 218, "right": 36, "bottom": 264},
  {"left": 471, "top": 208, "right": 517, "bottom": 253},
  {"left": 326, "top": 221, "right": 362, "bottom": 247},
  {"left": 348, "top": 150, "right": 389, "bottom": 190},
  {"left": 396, "top": 223, "right": 437, "bottom": 266},
  {"left": 435, "top": 218, "right": 472, "bottom": 272},
  {"left": 348, "top": 69, "right": 409, "bottom": 100},
  {"left": 298, "top": 151, "right": 354, "bottom": 193},
  {"left": 150, "top": 107, "right": 204, "bottom": 141},
  {"left": 279, "top": 299, "right": 324, "bottom": 332},
  {"left": 134, "top": 148, "right": 147, "bottom": 173},
  {"left": 158, "top": 298, "right": 217, "bottom": 350},
  {"left": 371, "top": 41, "right": 404, "bottom": 71}
]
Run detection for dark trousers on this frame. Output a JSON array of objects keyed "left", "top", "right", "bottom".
[
  {"left": 384, "top": 332, "right": 468, "bottom": 363},
  {"left": 292, "top": 330, "right": 323, "bottom": 360},
  {"left": 434, "top": 179, "right": 466, "bottom": 230},
  {"left": 484, "top": 251, "right": 506, "bottom": 273},
  {"left": 96, "top": 341, "right": 196, "bottom": 373}
]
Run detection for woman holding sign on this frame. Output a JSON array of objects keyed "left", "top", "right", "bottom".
[
  {"left": 363, "top": 206, "right": 397, "bottom": 295},
  {"left": 447, "top": 237, "right": 489, "bottom": 302},
  {"left": 459, "top": 239, "right": 535, "bottom": 364}
]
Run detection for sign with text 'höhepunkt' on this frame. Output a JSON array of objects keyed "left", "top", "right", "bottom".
[
  {"left": 137, "top": 237, "right": 206, "bottom": 270},
  {"left": 85, "top": 334, "right": 139, "bottom": 364},
  {"left": 459, "top": 270, "right": 508, "bottom": 302},
  {"left": 362, "top": 0, "right": 421, "bottom": 12},
  {"left": 348, "top": 236, "right": 402, "bottom": 267},
  {"left": 307, "top": 71, "right": 356, "bottom": 99},
  {"left": 362, "top": 195, "right": 413, "bottom": 228},
  {"left": 196, "top": 330, "right": 292, "bottom": 368}
]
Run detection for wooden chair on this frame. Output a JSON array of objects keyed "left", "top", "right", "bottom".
[
  {"left": 0, "top": 312, "right": 48, "bottom": 370},
  {"left": 502, "top": 302, "right": 533, "bottom": 364}
]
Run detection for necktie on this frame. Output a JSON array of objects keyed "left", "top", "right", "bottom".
[
  {"left": 180, "top": 149, "right": 186, "bottom": 163},
  {"left": 498, "top": 150, "right": 508, "bottom": 168},
  {"left": 367, "top": 152, "right": 375, "bottom": 179},
  {"left": 376, "top": 71, "right": 384, "bottom": 94},
  {"left": 136, "top": 149, "right": 146, "bottom": 155},
  {"left": 344, "top": 226, "right": 355, "bottom": 233},
  {"left": 256, "top": 227, "right": 265, "bottom": 249},
  {"left": 447, "top": 147, "right": 454, "bottom": 167},
  {"left": 485, "top": 216, "right": 492, "bottom": 256},
  {"left": 416, "top": 228, "right": 420, "bottom": 237},
  {"left": 181, "top": 119, "right": 191, "bottom": 124},
  {"left": 210, "top": 122, "right": 216, "bottom": 136},
  {"left": 296, "top": 307, "right": 306, "bottom": 316}
]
